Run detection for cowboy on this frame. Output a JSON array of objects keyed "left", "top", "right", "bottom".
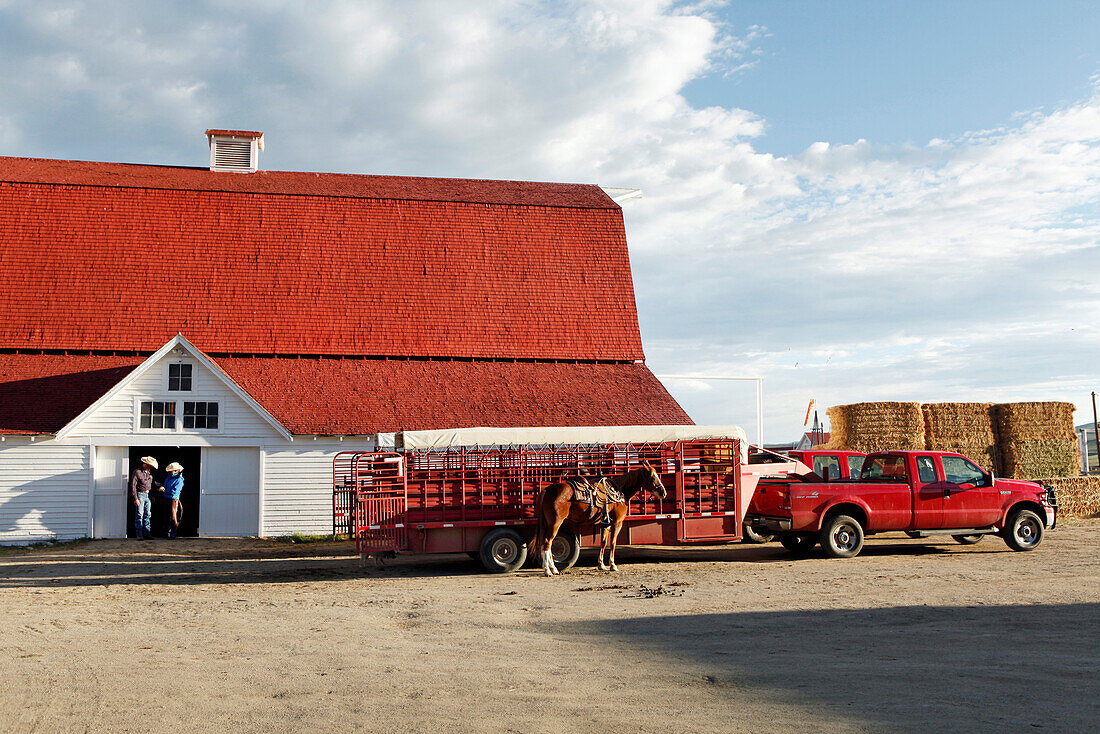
[
  {"left": 130, "top": 456, "right": 158, "bottom": 539},
  {"left": 162, "top": 462, "right": 185, "bottom": 539}
]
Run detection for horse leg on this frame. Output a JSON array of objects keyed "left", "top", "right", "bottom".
[
  {"left": 539, "top": 513, "right": 555, "bottom": 577},
  {"left": 597, "top": 526, "right": 610, "bottom": 571},
  {"left": 608, "top": 517, "right": 624, "bottom": 572},
  {"left": 545, "top": 514, "right": 570, "bottom": 575}
]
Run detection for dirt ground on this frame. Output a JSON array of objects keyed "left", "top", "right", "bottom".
[{"left": 1, "top": 520, "right": 1097, "bottom": 734}]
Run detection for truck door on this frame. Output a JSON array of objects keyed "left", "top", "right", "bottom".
[
  {"left": 912, "top": 455, "right": 946, "bottom": 528},
  {"left": 939, "top": 455, "right": 1002, "bottom": 528}
]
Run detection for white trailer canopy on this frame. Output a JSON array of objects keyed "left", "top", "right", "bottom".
[{"left": 397, "top": 425, "right": 748, "bottom": 459}]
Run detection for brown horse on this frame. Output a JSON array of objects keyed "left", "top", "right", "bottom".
[{"left": 532, "top": 462, "right": 667, "bottom": 576}]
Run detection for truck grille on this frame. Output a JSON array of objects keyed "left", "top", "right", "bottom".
[{"left": 1041, "top": 483, "right": 1058, "bottom": 507}]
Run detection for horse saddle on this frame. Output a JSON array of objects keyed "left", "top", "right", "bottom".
[{"left": 568, "top": 477, "right": 625, "bottom": 527}]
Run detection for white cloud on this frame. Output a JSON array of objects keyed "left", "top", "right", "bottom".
[{"left": 0, "top": 0, "right": 1096, "bottom": 437}]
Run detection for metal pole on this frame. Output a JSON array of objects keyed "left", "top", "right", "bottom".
[
  {"left": 756, "top": 378, "right": 764, "bottom": 447},
  {"left": 1092, "top": 391, "right": 1099, "bottom": 474}
]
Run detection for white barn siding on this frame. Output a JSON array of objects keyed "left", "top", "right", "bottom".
[
  {"left": 262, "top": 441, "right": 373, "bottom": 536},
  {"left": 0, "top": 440, "right": 90, "bottom": 543},
  {"left": 72, "top": 354, "right": 281, "bottom": 440}
]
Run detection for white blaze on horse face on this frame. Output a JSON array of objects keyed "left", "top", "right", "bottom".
[{"left": 650, "top": 466, "right": 666, "bottom": 498}]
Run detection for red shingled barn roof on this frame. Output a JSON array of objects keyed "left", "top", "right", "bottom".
[
  {"left": 0, "top": 354, "right": 142, "bottom": 434},
  {"left": 0, "top": 354, "right": 690, "bottom": 435},
  {"left": 0, "top": 155, "right": 691, "bottom": 435},
  {"left": 212, "top": 357, "right": 691, "bottom": 434},
  {"left": 0, "top": 156, "right": 642, "bottom": 360}
]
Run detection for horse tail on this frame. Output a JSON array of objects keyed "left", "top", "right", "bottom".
[{"left": 529, "top": 486, "right": 545, "bottom": 558}]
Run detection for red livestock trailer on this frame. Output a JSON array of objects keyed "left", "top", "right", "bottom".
[{"left": 334, "top": 434, "right": 763, "bottom": 572}]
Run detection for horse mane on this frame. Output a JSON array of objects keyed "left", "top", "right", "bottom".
[{"left": 608, "top": 467, "right": 650, "bottom": 501}]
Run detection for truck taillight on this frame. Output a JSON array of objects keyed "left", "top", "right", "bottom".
[{"left": 779, "top": 489, "right": 791, "bottom": 510}]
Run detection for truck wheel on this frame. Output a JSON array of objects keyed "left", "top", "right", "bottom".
[
  {"left": 820, "top": 515, "right": 864, "bottom": 558},
  {"left": 550, "top": 527, "right": 582, "bottom": 571},
  {"left": 952, "top": 534, "right": 985, "bottom": 545},
  {"left": 479, "top": 528, "right": 529, "bottom": 573},
  {"left": 779, "top": 534, "right": 816, "bottom": 555},
  {"left": 1003, "top": 509, "right": 1043, "bottom": 552},
  {"left": 742, "top": 524, "right": 776, "bottom": 544}
]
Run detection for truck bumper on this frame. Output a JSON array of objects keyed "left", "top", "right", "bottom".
[
  {"left": 746, "top": 514, "right": 792, "bottom": 533},
  {"left": 1045, "top": 506, "right": 1056, "bottom": 530}
]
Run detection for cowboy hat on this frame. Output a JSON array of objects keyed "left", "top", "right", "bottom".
[
  {"left": 140, "top": 456, "right": 158, "bottom": 469},
  {"left": 165, "top": 462, "right": 183, "bottom": 473}
]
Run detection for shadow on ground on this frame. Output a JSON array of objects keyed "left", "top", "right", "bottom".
[
  {"left": 554, "top": 602, "right": 1100, "bottom": 732},
  {"left": 0, "top": 533, "right": 1035, "bottom": 587}
]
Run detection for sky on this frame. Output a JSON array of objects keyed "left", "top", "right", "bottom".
[{"left": 0, "top": 0, "right": 1097, "bottom": 441}]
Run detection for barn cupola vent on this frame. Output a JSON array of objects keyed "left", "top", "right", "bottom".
[{"left": 205, "top": 129, "right": 264, "bottom": 173}]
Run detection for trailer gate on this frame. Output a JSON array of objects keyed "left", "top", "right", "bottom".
[{"left": 338, "top": 439, "right": 742, "bottom": 558}]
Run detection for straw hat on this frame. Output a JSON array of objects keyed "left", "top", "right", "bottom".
[
  {"left": 140, "top": 456, "right": 158, "bottom": 469},
  {"left": 165, "top": 462, "right": 183, "bottom": 473}
]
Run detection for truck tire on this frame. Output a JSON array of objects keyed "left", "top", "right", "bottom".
[
  {"left": 742, "top": 524, "right": 776, "bottom": 544},
  {"left": 479, "top": 528, "right": 529, "bottom": 573},
  {"left": 1003, "top": 509, "right": 1044, "bottom": 552},
  {"left": 952, "top": 534, "right": 984, "bottom": 545},
  {"left": 779, "top": 534, "right": 816, "bottom": 555},
  {"left": 820, "top": 514, "right": 864, "bottom": 558}
]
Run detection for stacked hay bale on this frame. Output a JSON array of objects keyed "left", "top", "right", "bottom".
[
  {"left": 825, "top": 402, "right": 924, "bottom": 452},
  {"left": 922, "top": 403, "right": 997, "bottom": 471},
  {"left": 993, "top": 402, "right": 1079, "bottom": 478},
  {"left": 1035, "top": 476, "right": 1100, "bottom": 517}
]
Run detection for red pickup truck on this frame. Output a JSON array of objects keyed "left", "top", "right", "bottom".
[{"left": 746, "top": 450, "right": 1057, "bottom": 558}]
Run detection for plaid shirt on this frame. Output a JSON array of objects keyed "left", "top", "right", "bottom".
[{"left": 129, "top": 468, "right": 153, "bottom": 502}]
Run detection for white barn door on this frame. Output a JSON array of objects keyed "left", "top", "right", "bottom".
[
  {"left": 93, "top": 446, "right": 128, "bottom": 538},
  {"left": 200, "top": 448, "right": 259, "bottom": 537}
]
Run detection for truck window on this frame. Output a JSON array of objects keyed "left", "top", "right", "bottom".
[
  {"left": 861, "top": 455, "right": 907, "bottom": 481},
  {"left": 941, "top": 456, "right": 987, "bottom": 486},
  {"left": 813, "top": 455, "right": 841, "bottom": 480},
  {"left": 915, "top": 456, "right": 938, "bottom": 484},
  {"left": 847, "top": 455, "right": 864, "bottom": 478}
]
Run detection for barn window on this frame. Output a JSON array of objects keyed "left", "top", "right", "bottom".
[
  {"left": 140, "top": 401, "right": 176, "bottom": 429},
  {"left": 183, "top": 401, "right": 219, "bottom": 430},
  {"left": 168, "top": 363, "right": 193, "bottom": 391}
]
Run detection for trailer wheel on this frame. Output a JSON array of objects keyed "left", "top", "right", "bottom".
[
  {"left": 742, "top": 524, "right": 775, "bottom": 544},
  {"left": 779, "top": 534, "right": 816, "bottom": 555},
  {"left": 820, "top": 514, "right": 864, "bottom": 558},
  {"left": 952, "top": 534, "right": 985, "bottom": 545},
  {"left": 1003, "top": 509, "right": 1043, "bottom": 552},
  {"left": 479, "top": 528, "right": 528, "bottom": 573}
]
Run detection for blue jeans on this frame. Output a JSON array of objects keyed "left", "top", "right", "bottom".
[{"left": 134, "top": 494, "right": 152, "bottom": 537}]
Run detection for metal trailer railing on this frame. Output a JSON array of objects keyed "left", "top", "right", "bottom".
[{"left": 335, "top": 439, "right": 742, "bottom": 557}]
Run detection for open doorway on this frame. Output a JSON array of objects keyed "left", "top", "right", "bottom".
[{"left": 127, "top": 447, "right": 201, "bottom": 537}]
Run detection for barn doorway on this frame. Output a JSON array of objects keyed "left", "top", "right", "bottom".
[{"left": 127, "top": 447, "right": 201, "bottom": 537}]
